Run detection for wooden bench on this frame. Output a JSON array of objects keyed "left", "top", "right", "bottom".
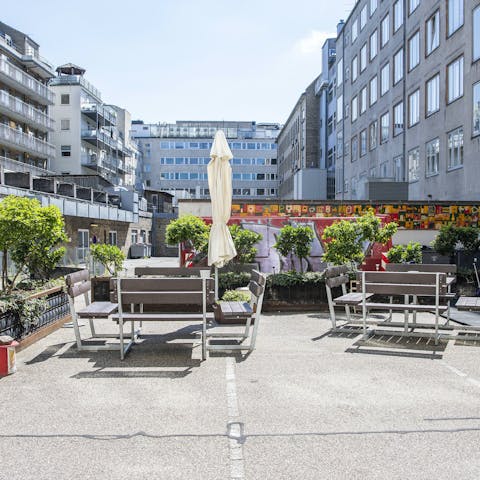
[
  {"left": 359, "top": 271, "right": 451, "bottom": 344},
  {"left": 134, "top": 267, "right": 211, "bottom": 277},
  {"left": 111, "top": 275, "right": 214, "bottom": 360},
  {"left": 65, "top": 270, "right": 125, "bottom": 352},
  {"left": 208, "top": 270, "right": 267, "bottom": 352}
]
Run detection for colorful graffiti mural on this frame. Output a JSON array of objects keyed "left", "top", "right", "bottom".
[{"left": 231, "top": 203, "right": 480, "bottom": 229}]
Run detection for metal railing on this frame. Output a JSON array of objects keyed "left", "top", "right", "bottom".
[
  {"left": 0, "top": 56, "right": 54, "bottom": 104},
  {"left": 0, "top": 123, "right": 55, "bottom": 158},
  {"left": 0, "top": 155, "right": 53, "bottom": 175},
  {"left": 0, "top": 90, "right": 54, "bottom": 131},
  {"left": 50, "top": 74, "right": 101, "bottom": 101},
  {"left": 81, "top": 103, "right": 117, "bottom": 125}
]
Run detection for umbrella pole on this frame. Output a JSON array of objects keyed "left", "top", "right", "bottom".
[{"left": 215, "top": 266, "right": 219, "bottom": 301}]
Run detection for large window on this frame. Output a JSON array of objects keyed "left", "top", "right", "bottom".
[
  {"left": 393, "top": 102, "right": 404, "bottom": 136},
  {"left": 394, "top": 155, "right": 404, "bottom": 181},
  {"left": 337, "top": 58, "right": 343, "bottom": 86},
  {"left": 352, "top": 56, "right": 358, "bottom": 82},
  {"left": 426, "top": 138, "right": 440, "bottom": 176},
  {"left": 370, "top": 0, "right": 377, "bottom": 16},
  {"left": 370, "top": 30, "right": 378, "bottom": 60},
  {"left": 369, "top": 121, "right": 378, "bottom": 150},
  {"left": 351, "top": 96, "right": 358, "bottom": 122},
  {"left": 448, "top": 127, "right": 464, "bottom": 169},
  {"left": 380, "top": 63, "right": 390, "bottom": 96},
  {"left": 360, "top": 129, "right": 367, "bottom": 156},
  {"left": 426, "top": 74, "right": 440, "bottom": 116},
  {"left": 381, "top": 14, "right": 390, "bottom": 47},
  {"left": 447, "top": 56, "right": 464, "bottom": 103},
  {"left": 380, "top": 112, "right": 389, "bottom": 143},
  {"left": 473, "top": 82, "right": 480, "bottom": 135},
  {"left": 352, "top": 19, "right": 358, "bottom": 43},
  {"left": 408, "top": 148, "right": 420, "bottom": 182},
  {"left": 409, "top": 0, "right": 420, "bottom": 15},
  {"left": 394, "top": 49, "right": 404, "bottom": 84},
  {"left": 370, "top": 76, "right": 378, "bottom": 105},
  {"left": 360, "top": 5, "right": 368, "bottom": 30},
  {"left": 360, "top": 86, "right": 367, "bottom": 114},
  {"left": 448, "top": 0, "right": 464, "bottom": 36},
  {"left": 394, "top": 0, "right": 403, "bottom": 32},
  {"left": 474, "top": 6, "right": 480, "bottom": 61},
  {"left": 351, "top": 136, "right": 358, "bottom": 162},
  {"left": 408, "top": 31, "right": 420, "bottom": 71},
  {"left": 360, "top": 43, "right": 367, "bottom": 72},
  {"left": 337, "top": 95, "right": 343, "bottom": 122},
  {"left": 426, "top": 11, "right": 440, "bottom": 55},
  {"left": 408, "top": 89, "right": 420, "bottom": 127}
]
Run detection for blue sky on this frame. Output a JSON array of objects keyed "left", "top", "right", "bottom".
[{"left": 2, "top": 0, "right": 349, "bottom": 124}]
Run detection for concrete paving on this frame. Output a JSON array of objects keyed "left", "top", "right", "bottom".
[{"left": 1, "top": 260, "right": 480, "bottom": 479}]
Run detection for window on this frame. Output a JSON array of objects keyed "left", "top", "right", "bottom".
[
  {"left": 352, "top": 19, "right": 358, "bottom": 43},
  {"left": 360, "top": 5, "right": 367, "bottom": 30},
  {"left": 337, "top": 95, "right": 343, "bottom": 122},
  {"left": 60, "top": 94, "right": 70, "bottom": 105},
  {"left": 475, "top": 7, "right": 480, "bottom": 61},
  {"left": 370, "top": 76, "right": 378, "bottom": 105},
  {"left": 448, "top": 0, "right": 464, "bottom": 36},
  {"left": 426, "top": 10, "right": 440, "bottom": 55},
  {"left": 448, "top": 127, "right": 464, "bottom": 169},
  {"left": 409, "top": 0, "right": 419, "bottom": 15},
  {"left": 380, "top": 162, "right": 388, "bottom": 177},
  {"left": 369, "top": 121, "right": 378, "bottom": 150},
  {"left": 426, "top": 138, "right": 440, "bottom": 176},
  {"left": 351, "top": 136, "right": 358, "bottom": 162},
  {"left": 337, "top": 58, "right": 343, "bottom": 86},
  {"left": 394, "top": 155, "right": 405, "bottom": 181},
  {"left": 380, "top": 63, "right": 390, "bottom": 96},
  {"left": 360, "top": 87, "right": 367, "bottom": 114},
  {"left": 447, "top": 56, "right": 464, "bottom": 103},
  {"left": 473, "top": 82, "right": 480, "bottom": 136},
  {"left": 351, "top": 96, "right": 358, "bottom": 122},
  {"left": 60, "top": 119, "right": 70, "bottom": 130},
  {"left": 352, "top": 56, "right": 358, "bottom": 82},
  {"left": 131, "top": 229, "right": 138, "bottom": 244},
  {"left": 408, "top": 89, "right": 420, "bottom": 127},
  {"left": 360, "top": 130, "right": 367, "bottom": 156},
  {"left": 256, "top": 189, "right": 265, "bottom": 196},
  {"left": 426, "top": 74, "right": 440, "bottom": 116},
  {"left": 370, "top": 30, "right": 378, "bottom": 60},
  {"left": 394, "top": 49, "right": 403, "bottom": 84},
  {"left": 370, "top": 0, "right": 377, "bottom": 16},
  {"left": 393, "top": 102, "right": 404, "bottom": 136},
  {"left": 108, "top": 231, "right": 117, "bottom": 246},
  {"left": 61, "top": 145, "right": 71, "bottom": 157},
  {"left": 360, "top": 43, "right": 367, "bottom": 72},
  {"left": 337, "top": 131, "right": 343, "bottom": 157},
  {"left": 381, "top": 14, "right": 390, "bottom": 47},
  {"left": 394, "top": 0, "right": 403, "bottom": 32},
  {"left": 408, "top": 31, "right": 420, "bottom": 71},
  {"left": 408, "top": 147, "right": 420, "bottom": 182},
  {"left": 380, "top": 112, "right": 389, "bottom": 143}
]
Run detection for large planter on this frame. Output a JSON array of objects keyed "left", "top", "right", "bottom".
[
  {"left": 91, "top": 276, "right": 112, "bottom": 301},
  {"left": 263, "top": 281, "right": 333, "bottom": 311},
  {"left": 0, "top": 286, "right": 70, "bottom": 347}
]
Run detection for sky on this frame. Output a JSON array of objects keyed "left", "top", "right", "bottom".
[{"left": 1, "top": 0, "right": 351, "bottom": 124}]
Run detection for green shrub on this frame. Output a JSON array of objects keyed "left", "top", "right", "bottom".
[
  {"left": 266, "top": 271, "right": 324, "bottom": 287},
  {"left": 386, "top": 242, "right": 422, "bottom": 264},
  {"left": 229, "top": 224, "right": 262, "bottom": 263},
  {"left": 432, "top": 225, "right": 480, "bottom": 256},
  {"left": 217, "top": 271, "right": 251, "bottom": 291},
  {"left": 274, "top": 225, "right": 315, "bottom": 272},
  {"left": 221, "top": 290, "right": 251, "bottom": 302},
  {"left": 166, "top": 215, "right": 209, "bottom": 252},
  {"left": 90, "top": 244, "right": 125, "bottom": 276}
]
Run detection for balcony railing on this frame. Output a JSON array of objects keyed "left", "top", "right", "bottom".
[
  {"left": 81, "top": 129, "right": 124, "bottom": 151},
  {"left": 0, "top": 56, "right": 54, "bottom": 105},
  {"left": 0, "top": 90, "right": 54, "bottom": 131},
  {"left": 0, "top": 155, "right": 54, "bottom": 175},
  {"left": 81, "top": 103, "right": 117, "bottom": 126},
  {"left": 50, "top": 75, "right": 101, "bottom": 101},
  {"left": 0, "top": 123, "right": 55, "bottom": 158}
]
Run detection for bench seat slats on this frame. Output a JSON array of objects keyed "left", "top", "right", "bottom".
[
  {"left": 119, "top": 291, "right": 214, "bottom": 304},
  {"left": 456, "top": 296, "right": 480, "bottom": 310},
  {"left": 77, "top": 301, "right": 118, "bottom": 318},
  {"left": 112, "top": 313, "right": 215, "bottom": 321},
  {"left": 364, "top": 302, "right": 448, "bottom": 312},
  {"left": 334, "top": 292, "right": 373, "bottom": 305},
  {"left": 220, "top": 301, "right": 253, "bottom": 317}
]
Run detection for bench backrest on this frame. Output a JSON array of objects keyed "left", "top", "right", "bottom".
[
  {"left": 248, "top": 270, "right": 267, "bottom": 316},
  {"left": 324, "top": 265, "right": 350, "bottom": 289},
  {"left": 111, "top": 277, "right": 215, "bottom": 305},
  {"left": 386, "top": 263, "right": 456, "bottom": 275},
  {"left": 65, "top": 269, "right": 91, "bottom": 301},
  {"left": 134, "top": 267, "right": 211, "bottom": 277},
  {"left": 359, "top": 271, "right": 447, "bottom": 296}
]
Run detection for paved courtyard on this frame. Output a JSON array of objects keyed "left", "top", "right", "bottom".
[{"left": 1, "top": 261, "right": 480, "bottom": 479}]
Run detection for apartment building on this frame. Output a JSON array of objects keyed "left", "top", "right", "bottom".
[
  {"left": 336, "top": 0, "right": 480, "bottom": 201},
  {"left": 277, "top": 77, "right": 322, "bottom": 199},
  {"left": 132, "top": 120, "right": 279, "bottom": 202}
]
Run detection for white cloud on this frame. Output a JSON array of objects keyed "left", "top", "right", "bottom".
[{"left": 294, "top": 30, "right": 335, "bottom": 55}]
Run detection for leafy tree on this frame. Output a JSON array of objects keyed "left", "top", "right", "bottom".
[
  {"left": 386, "top": 242, "right": 422, "bottom": 264},
  {"left": 432, "top": 225, "right": 480, "bottom": 256},
  {"left": 229, "top": 224, "right": 262, "bottom": 263},
  {"left": 90, "top": 244, "right": 126, "bottom": 276},
  {"left": 274, "top": 225, "right": 315, "bottom": 272},
  {"left": 274, "top": 225, "right": 297, "bottom": 270},
  {"left": 322, "top": 210, "right": 398, "bottom": 266},
  {"left": 0, "top": 196, "right": 68, "bottom": 291},
  {"left": 166, "top": 215, "right": 209, "bottom": 252}
]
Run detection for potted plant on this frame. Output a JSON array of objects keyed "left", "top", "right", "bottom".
[
  {"left": 90, "top": 243, "right": 126, "bottom": 301},
  {"left": 274, "top": 225, "right": 314, "bottom": 272},
  {"left": 386, "top": 242, "right": 422, "bottom": 264}
]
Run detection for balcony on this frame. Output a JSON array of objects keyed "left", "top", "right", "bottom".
[
  {"left": 81, "top": 103, "right": 116, "bottom": 126},
  {"left": 0, "top": 56, "right": 54, "bottom": 105},
  {"left": 0, "top": 90, "right": 54, "bottom": 132},
  {"left": 0, "top": 155, "right": 54, "bottom": 176},
  {"left": 50, "top": 74, "right": 101, "bottom": 101},
  {"left": 81, "top": 129, "right": 122, "bottom": 150},
  {"left": 0, "top": 123, "right": 55, "bottom": 159}
]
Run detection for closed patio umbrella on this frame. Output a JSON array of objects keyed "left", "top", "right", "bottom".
[{"left": 207, "top": 130, "right": 237, "bottom": 296}]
